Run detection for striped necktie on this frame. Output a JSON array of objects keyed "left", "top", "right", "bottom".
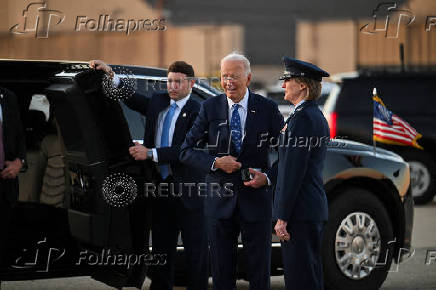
[{"left": 159, "top": 102, "right": 178, "bottom": 179}]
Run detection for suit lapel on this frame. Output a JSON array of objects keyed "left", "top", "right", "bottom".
[
  {"left": 173, "top": 98, "right": 195, "bottom": 145},
  {"left": 148, "top": 94, "right": 169, "bottom": 147},
  {"left": 0, "top": 91, "right": 4, "bottom": 123},
  {"left": 240, "top": 92, "right": 257, "bottom": 154}
]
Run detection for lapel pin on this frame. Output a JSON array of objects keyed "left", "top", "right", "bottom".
[
  {"left": 250, "top": 110, "right": 256, "bottom": 113},
  {"left": 182, "top": 112, "right": 187, "bottom": 117}
]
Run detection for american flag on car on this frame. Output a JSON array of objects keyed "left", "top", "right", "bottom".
[{"left": 372, "top": 91, "right": 423, "bottom": 150}]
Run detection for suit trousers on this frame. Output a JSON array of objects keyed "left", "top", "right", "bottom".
[
  {"left": 0, "top": 179, "right": 17, "bottom": 276},
  {"left": 150, "top": 188, "right": 208, "bottom": 290},
  {"left": 207, "top": 208, "right": 271, "bottom": 290},
  {"left": 281, "top": 221, "right": 325, "bottom": 290}
]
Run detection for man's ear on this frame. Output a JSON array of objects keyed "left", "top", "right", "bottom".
[
  {"left": 246, "top": 73, "right": 252, "bottom": 86},
  {"left": 190, "top": 78, "right": 196, "bottom": 88}
]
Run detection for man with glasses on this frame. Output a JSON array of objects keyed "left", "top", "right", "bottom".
[
  {"left": 180, "top": 52, "right": 284, "bottom": 290},
  {"left": 91, "top": 60, "right": 208, "bottom": 290}
]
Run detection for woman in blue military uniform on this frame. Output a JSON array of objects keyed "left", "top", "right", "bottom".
[{"left": 273, "top": 56, "right": 330, "bottom": 290}]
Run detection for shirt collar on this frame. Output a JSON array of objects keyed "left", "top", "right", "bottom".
[
  {"left": 170, "top": 93, "right": 191, "bottom": 109},
  {"left": 294, "top": 99, "right": 306, "bottom": 109},
  {"left": 227, "top": 88, "right": 249, "bottom": 110}
]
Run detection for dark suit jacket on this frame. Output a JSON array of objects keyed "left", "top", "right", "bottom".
[
  {"left": 124, "top": 92, "right": 205, "bottom": 210},
  {"left": 0, "top": 87, "right": 26, "bottom": 203},
  {"left": 180, "top": 91, "right": 284, "bottom": 222},
  {"left": 273, "top": 100, "right": 330, "bottom": 222}
]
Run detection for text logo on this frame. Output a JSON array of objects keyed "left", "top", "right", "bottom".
[
  {"left": 11, "top": 237, "right": 65, "bottom": 272},
  {"left": 9, "top": 2, "right": 65, "bottom": 38}
]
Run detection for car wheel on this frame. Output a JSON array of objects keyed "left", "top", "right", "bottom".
[
  {"left": 323, "top": 188, "right": 394, "bottom": 290},
  {"left": 401, "top": 149, "right": 436, "bottom": 205}
]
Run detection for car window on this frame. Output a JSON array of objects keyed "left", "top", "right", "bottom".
[
  {"left": 336, "top": 76, "right": 435, "bottom": 116},
  {"left": 267, "top": 91, "right": 287, "bottom": 105},
  {"left": 120, "top": 77, "right": 215, "bottom": 143}
]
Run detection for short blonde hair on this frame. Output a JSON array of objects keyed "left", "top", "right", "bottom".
[{"left": 294, "top": 77, "right": 322, "bottom": 100}]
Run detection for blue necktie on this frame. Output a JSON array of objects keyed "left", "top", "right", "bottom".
[
  {"left": 159, "top": 102, "right": 178, "bottom": 179},
  {"left": 230, "top": 104, "right": 242, "bottom": 154}
]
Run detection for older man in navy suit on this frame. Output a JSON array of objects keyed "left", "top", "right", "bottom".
[
  {"left": 180, "top": 52, "right": 284, "bottom": 290},
  {"left": 273, "top": 56, "right": 330, "bottom": 290}
]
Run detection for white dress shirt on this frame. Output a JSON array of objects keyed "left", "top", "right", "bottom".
[
  {"left": 294, "top": 99, "right": 306, "bottom": 110},
  {"left": 151, "top": 94, "right": 191, "bottom": 162},
  {"left": 227, "top": 88, "right": 249, "bottom": 139}
]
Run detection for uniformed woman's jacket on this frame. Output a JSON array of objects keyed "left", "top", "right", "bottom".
[{"left": 273, "top": 100, "right": 330, "bottom": 222}]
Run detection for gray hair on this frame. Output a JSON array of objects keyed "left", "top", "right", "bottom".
[{"left": 220, "top": 52, "right": 251, "bottom": 76}]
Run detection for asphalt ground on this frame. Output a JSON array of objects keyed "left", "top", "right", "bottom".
[{"left": 2, "top": 199, "right": 436, "bottom": 290}]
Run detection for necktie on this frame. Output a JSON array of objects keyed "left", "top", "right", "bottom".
[
  {"left": 159, "top": 102, "right": 178, "bottom": 179},
  {"left": 230, "top": 104, "right": 242, "bottom": 154}
]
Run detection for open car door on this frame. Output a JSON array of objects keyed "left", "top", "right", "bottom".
[{"left": 2, "top": 67, "right": 153, "bottom": 288}]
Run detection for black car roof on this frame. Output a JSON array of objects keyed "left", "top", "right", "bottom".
[{"left": 0, "top": 59, "right": 167, "bottom": 80}]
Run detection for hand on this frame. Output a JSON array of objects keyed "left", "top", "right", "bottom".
[
  {"left": 274, "top": 219, "right": 290, "bottom": 242},
  {"left": 214, "top": 156, "right": 241, "bottom": 174},
  {"left": 129, "top": 142, "right": 149, "bottom": 161},
  {"left": 244, "top": 168, "right": 268, "bottom": 188},
  {"left": 1, "top": 159, "right": 22, "bottom": 179},
  {"left": 89, "top": 60, "right": 114, "bottom": 78}
]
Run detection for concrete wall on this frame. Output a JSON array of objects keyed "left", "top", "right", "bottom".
[{"left": 0, "top": 0, "right": 243, "bottom": 76}]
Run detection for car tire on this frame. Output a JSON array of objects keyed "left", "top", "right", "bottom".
[
  {"left": 323, "top": 187, "right": 394, "bottom": 290},
  {"left": 401, "top": 149, "right": 436, "bottom": 205}
]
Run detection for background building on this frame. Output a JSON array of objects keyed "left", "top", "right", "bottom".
[{"left": 1, "top": 0, "right": 435, "bottom": 86}]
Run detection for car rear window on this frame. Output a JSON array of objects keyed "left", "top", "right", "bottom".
[{"left": 336, "top": 76, "right": 435, "bottom": 116}]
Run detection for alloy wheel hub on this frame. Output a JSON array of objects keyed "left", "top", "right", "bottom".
[{"left": 335, "top": 212, "right": 381, "bottom": 280}]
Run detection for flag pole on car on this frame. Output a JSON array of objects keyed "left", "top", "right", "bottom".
[
  {"left": 372, "top": 88, "right": 377, "bottom": 156},
  {"left": 372, "top": 88, "right": 423, "bottom": 151}
]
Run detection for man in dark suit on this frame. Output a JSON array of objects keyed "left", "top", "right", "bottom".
[
  {"left": 0, "top": 87, "right": 26, "bottom": 280},
  {"left": 91, "top": 60, "right": 208, "bottom": 290},
  {"left": 180, "top": 53, "right": 284, "bottom": 290},
  {"left": 273, "top": 56, "right": 330, "bottom": 290}
]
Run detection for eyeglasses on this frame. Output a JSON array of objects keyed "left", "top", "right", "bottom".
[
  {"left": 167, "top": 78, "right": 189, "bottom": 85},
  {"left": 221, "top": 75, "right": 243, "bottom": 82}
]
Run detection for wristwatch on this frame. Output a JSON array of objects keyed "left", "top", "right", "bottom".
[
  {"left": 20, "top": 158, "right": 28, "bottom": 172},
  {"left": 146, "top": 150, "right": 154, "bottom": 160}
]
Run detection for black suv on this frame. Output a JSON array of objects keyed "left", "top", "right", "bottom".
[
  {"left": 323, "top": 70, "right": 436, "bottom": 204},
  {"left": 0, "top": 60, "right": 413, "bottom": 290}
]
